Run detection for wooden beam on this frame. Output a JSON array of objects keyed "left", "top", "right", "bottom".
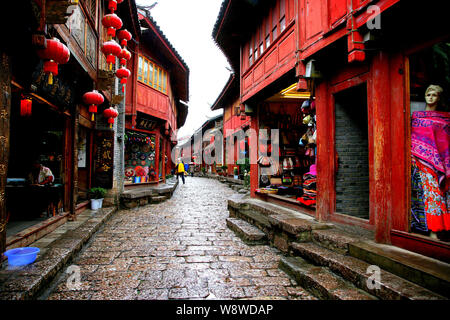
[{"left": 0, "top": 52, "right": 11, "bottom": 256}]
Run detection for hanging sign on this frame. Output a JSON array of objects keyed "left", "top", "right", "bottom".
[{"left": 93, "top": 130, "right": 114, "bottom": 188}]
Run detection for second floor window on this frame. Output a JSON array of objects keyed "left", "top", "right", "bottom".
[{"left": 138, "top": 55, "right": 168, "bottom": 94}]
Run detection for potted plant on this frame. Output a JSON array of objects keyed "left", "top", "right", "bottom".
[
  {"left": 88, "top": 187, "right": 107, "bottom": 210},
  {"left": 233, "top": 166, "right": 239, "bottom": 180}
]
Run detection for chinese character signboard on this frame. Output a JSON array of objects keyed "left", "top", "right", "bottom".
[{"left": 93, "top": 130, "right": 114, "bottom": 189}]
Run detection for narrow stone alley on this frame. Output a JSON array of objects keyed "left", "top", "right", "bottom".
[{"left": 41, "top": 177, "right": 315, "bottom": 300}]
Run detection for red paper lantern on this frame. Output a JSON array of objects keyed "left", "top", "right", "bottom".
[
  {"left": 103, "top": 106, "right": 119, "bottom": 128},
  {"left": 37, "top": 38, "right": 70, "bottom": 85},
  {"left": 101, "top": 40, "right": 121, "bottom": 70},
  {"left": 118, "top": 48, "right": 131, "bottom": 67},
  {"left": 102, "top": 13, "right": 123, "bottom": 39},
  {"left": 20, "top": 97, "right": 32, "bottom": 117},
  {"left": 116, "top": 67, "right": 131, "bottom": 92},
  {"left": 107, "top": 0, "right": 117, "bottom": 13},
  {"left": 117, "top": 29, "right": 132, "bottom": 48},
  {"left": 83, "top": 90, "right": 104, "bottom": 121}
]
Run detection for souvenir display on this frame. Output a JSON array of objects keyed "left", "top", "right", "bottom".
[
  {"left": 124, "top": 130, "right": 156, "bottom": 184},
  {"left": 257, "top": 100, "right": 317, "bottom": 209}
]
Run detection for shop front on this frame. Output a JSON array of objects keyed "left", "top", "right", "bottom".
[
  {"left": 313, "top": 2, "right": 450, "bottom": 261},
  {"left": 124, "top": 129, "right": 158, "bottom": 185},
  {"left": 247, "top": 74, "right": 317, "bottom": 215},
  {"left": 5, "top": 63, "right": 77, "bottom": 245}
]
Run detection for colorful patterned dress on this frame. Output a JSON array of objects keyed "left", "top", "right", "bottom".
[{"left": 411, "top": 111, "right": 450, "bottom": 232}]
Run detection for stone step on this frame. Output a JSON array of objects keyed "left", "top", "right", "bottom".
[
  {"left": 151, "top": 195, "right": 167, "bottom": 203},
  {"left": 290, "top": 242, "right": 445, "bottom": 300},
  {"left": 279, "top": 256, "right": 377, "bottom": 300},
  {"left": 312, "top": 228, "right": 363, "bottom": 255},
  {"left": 226, "top": 218, "right": 267, "bottom": 245},
  {"left": 349, "top": 241, "right": 450, "bottom": 298},
  {"left": 237, "top": 209, "right": 271, "bottom": 229}
]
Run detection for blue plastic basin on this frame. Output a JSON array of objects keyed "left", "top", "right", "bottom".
[{"left": 4, "top": 247, "right": 40, "bottom": 266}]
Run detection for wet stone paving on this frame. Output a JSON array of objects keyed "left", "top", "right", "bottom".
[{"left": 44, "top": 177, "right": 315, "bottom": 300}]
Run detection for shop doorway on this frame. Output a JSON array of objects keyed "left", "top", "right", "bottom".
[
  {"left": 334, "top": 84, "right": 370, "bottom": 220},
  {"left": 6, "top": 96, "right": 66, "bottom": 236}
]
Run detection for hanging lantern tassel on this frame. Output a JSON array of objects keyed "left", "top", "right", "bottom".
[
  {"left": 103, "top": 107, "right": 119, "bottom": 128},
  {"left": 37, "top": 38, "right": 70, "bottom": 85},
  {"left": 108, "top": 0, "right": 117, "bottom": 13},
  {"left": 83, "top": 90, "right": 104, "bottom": 121},
  {"left": 101, "top": 40, "right": 122, "bottom": 71},
  {"left": 119, "top": 48, "right": 131, "bottom": 67},
  {"left": 116, "top": 67, "right": 131, "bottom": 93},
  {"left": 117, "top": 29, "right": 132, "bottom": 48}
]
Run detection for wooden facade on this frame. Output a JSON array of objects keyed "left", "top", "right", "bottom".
[
  {"left": 0, "top": 0, "right": 139, "bottom": 254},
  {"left": 124, "top": 9, "right": 189, "bottom": 186},
  {"left": 213, "top": 0, "right": 450, "bottom": 261}
]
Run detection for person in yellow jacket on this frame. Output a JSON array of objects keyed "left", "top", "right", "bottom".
[{"left": 176, "top": 159, "right": 185, "bottom": 184}]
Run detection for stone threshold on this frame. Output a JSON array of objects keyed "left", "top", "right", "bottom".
[
  {"left": 120, "top": 178, "right": 178, "bottom": 209},
  {"left": 5, "top": 201, "right": 92, "bottom": 251},
  {"left": 0, "top": 207, "right": 116, "bottom": 300}
]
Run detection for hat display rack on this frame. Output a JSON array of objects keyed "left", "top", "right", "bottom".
[{"left": 256, "top": 92, "right": 317, "bottom": 208}]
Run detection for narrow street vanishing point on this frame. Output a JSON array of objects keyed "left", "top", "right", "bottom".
[{"left": 42, "top": 177, "right": 315, "bottom": 300}]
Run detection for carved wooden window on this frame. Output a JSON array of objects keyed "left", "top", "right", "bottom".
[
  {"left": 66, "top": 3, "right": 98, "bottom": 69},
  {"left": 138, "top": 55, "right": 168, "bottom": 94}
]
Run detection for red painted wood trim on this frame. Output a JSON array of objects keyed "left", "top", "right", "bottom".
[
  {"left": 371, "top": 51, "right": 392, "bottom": 243},
  {"left": 389, "top": 52, "right": 409, "bottom": 232},
  {"left": 330, "top": 212, "right": 374, "bottom": 230},
  {"left": 391, "top": 230, "right": 450, "bottom": 263}
]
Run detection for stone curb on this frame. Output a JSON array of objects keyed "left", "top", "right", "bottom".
[
  {"left": 0, "top": 207, "right": 117, "bottom": 300},
  {"left": 120, "top": 178, "right": 178, "bottom": 209}
]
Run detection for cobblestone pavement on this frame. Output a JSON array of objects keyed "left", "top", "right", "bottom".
[{"left": 44, "top": 177, "right": 315, "bottom": 300}]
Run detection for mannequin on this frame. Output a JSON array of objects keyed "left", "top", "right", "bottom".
[
  {"left": 424, "top": 84, "right": 443, "bottom": 111},
  {"left": 411, "top": 85, "right": 450, "bottom": 239}
]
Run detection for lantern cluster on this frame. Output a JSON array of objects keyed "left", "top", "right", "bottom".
[
  {"left": 100, "top": 1, "right": 131, "bottom": 90},
  {"left": 37, "top": 38, "right": 70, "bottom": 85}
]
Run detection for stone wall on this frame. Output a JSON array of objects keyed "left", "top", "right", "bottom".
[{"left": 334, "top": 85, "right": 369, "bottom": 219}]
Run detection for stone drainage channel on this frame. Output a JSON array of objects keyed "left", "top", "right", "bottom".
[{"left": 37, "top": 176, "right": 315, "bottom": 300}]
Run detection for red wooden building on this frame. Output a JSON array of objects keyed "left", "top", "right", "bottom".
[
  {"left": 123, "top": 7, "right": 189, "bottom": 187},
  {"left": 213, "top": 0, "right": 450, "bottom": 261},
  {"left": 211, "top": 74, "right": 251, "bottom": 177},
  {"left": 0, "top": 0, "right": 141, "bottom": 254}
]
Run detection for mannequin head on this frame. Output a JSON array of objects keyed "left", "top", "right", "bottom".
[{"left": 424, "top": 85, "right": 443, "bottom": 111}]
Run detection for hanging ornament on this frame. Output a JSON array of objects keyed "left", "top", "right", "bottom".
[
  {"left": 20, "top": 96, "right": 32, "bottom": 117},
  {"left": 37, "top": 38, "right": 70, "bottom": 85},
  {"left": 117, "top": 29, "right": 132, "bottom": 48},
  {"left": 103, "top": 106, "right": 119, "bottom": 128},
  {"left": 116, "top": 67, "right": 131, "bottom": 92},
  {"left": 101, "top": 40, "right": 121, "bottom": 70},
  {"left": 83, "top": 90, "right": 104, "bottom": 121},
  {"left": 106, "top": 0, "right": 124, "bottom": 13},
  {"left": 102, "top": 13, "right": 123, "bottom": 40},
  {"left": 118, "top": 48, "right": 131, "bottom": 67}
]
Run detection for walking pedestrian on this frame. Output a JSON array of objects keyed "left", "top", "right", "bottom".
[
  {"left": 176, "top": 159, "right": 185, "bottom": 184},
  {"left": 184, "top": 162, "right": 189, "bottom": 178}
]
